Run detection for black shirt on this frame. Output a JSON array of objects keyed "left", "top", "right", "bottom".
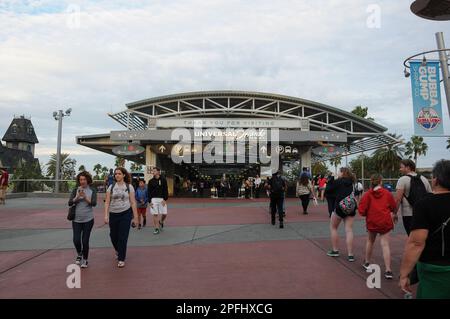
[
  {"left": 147, "top": 176, "right": 169, "bottom": 201},
  {"left": 411, "top": 193, "right": 450, "bottom": 266},
  {"left": 326, "top": 177, "right": 354, "bottom": 203}
]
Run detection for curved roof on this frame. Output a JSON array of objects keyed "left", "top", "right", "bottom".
[{"left": 104, "top": 91, "right": 400, "bottom": 162}]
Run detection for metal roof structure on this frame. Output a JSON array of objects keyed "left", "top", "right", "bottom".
[{"left": 106, "top": 91, "right": 400, "bottom": 163}]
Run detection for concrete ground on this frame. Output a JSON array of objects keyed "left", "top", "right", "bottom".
[{"left": 0, "top": 196, "right": 412, "bottom": 299}]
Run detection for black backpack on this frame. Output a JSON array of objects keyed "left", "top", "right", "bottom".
[
  {"left": 110, "top": 182, "right": 130, "bottom": 196},
  {"left": 271, "top": 175, "right": 285, "bottom": 194},
  {"left": 404, "top": 175, "right": 429, "bottom": 206}
]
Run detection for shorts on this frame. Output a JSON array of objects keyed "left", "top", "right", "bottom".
[
  {"left": 150, "top": 198, "right": 168, "bottom": 215},
  {"left": 334, "top": 206, "right": 356, "bottom": 219},
  {"left": 137, "top": 207, "right": 147, "bottom": 216}
]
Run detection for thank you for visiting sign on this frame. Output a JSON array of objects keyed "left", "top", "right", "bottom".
[{"left": 409, "top": 60, "right": 444, "bottom": 135}]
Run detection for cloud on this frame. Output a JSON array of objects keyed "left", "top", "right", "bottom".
[{"left": 1, "top": 0, "right": 449, "bottom": 172}]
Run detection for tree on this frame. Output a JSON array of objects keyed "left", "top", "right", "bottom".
[
  {"left": 115, "top": 156, "right": 126, "bottom": 168},
  {"left": 447, "top": 137, "right": 450, "bottom": 150},
  {"left": 405, "top": 135, "right": 428, "bottom": 166},
  {"left": 46, "top": 153, "right": 77, "bottom": 180},
  {"left": 78, "top": 165, "right": 86, "bottom": 173},
  {"left": 372, "top": 133, "right": 404, "bottom": 178},
  {"left": 329, "top": 157, "right": 342, "bottom": 175},
  {"left": 351, "top": 106, "right": 374, "bottom": 121},
  {"left": 312, "top": 162, "right": 328, "bottom": 176},
  {"left": 130, "top": 162, "right": 143, "bottom": 172},
  {"left": 93, "top": 164, "right": 102, "bottom": 180},
  {"left": 101, "top": 166, "right": 109, "bottom": 180},
  {"left": 349, "top": 154, "right": 377, "bottom": 180}
]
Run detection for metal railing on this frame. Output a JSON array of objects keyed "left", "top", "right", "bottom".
[{"left": 6, "top": 179, "right": 107, "bottom": 194}]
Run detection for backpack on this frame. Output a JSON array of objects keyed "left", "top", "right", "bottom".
[
  {"left": 110, "top": 182, "right": 130, "bottom": 197},
  {"left": 338, "top": 193, "right": 357, "bottom": 215},
  {"left": 271, "top": 175, "right": 285, "bottom": 194},
  {"left": 404, "top": 175, "right": 429, "bottom": 206}
]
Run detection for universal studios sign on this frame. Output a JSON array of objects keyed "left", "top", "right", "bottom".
[{"left": 409, "top": 60, "right": 444, "bottom": 135}]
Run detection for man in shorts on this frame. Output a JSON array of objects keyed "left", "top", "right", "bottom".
[{"left": 147, "top": 167, "right": 169, "bottom": 235}]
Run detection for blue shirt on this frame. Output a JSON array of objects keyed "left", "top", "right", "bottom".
[{"left": 135, "top": 186, "right": 148, "bottom": 208}]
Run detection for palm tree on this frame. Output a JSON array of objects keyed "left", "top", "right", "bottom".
[
  {"left": 115, "top": 157, "right": 126, "bottom": 168},
  {"left": 101, "top": 166, "right": 109, "bottom": 180},
  {"left": 372, "top": 133, "right": 405, "bottom": 177},
  {"left": 93, "top": 164, "right": 102, "bottom": 179},
  {"left": 78, "top": 165, "right": 86, "bottom": 173},
  {"left": 405, "top": 135, "right": 428, "bottom": 166},
  {"left": 46, "top": 153, "right": 77, "bottom": 179},
  {"left": 329, "top": 157, "right": 342, "bottom": 175},
  {"left": 447, "top": 137, "right": 450, "bottom": 150},
  {"left": 130, "top": 162, "right": 143, "bottom": 172}
]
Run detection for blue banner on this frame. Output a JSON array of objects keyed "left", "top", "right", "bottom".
[{"left": 410, "top": 60, "right": 444, "bottom": 135}]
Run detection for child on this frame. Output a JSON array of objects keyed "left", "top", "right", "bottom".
[{"left": 135, "top": 179, "right": 148, "bottom": 229}]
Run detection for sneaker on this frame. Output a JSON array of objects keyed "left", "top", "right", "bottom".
[
  {"left": 279, "top": 223, "right": 284, "bottom": 229},
  {"left": 80, "top": 260, "right": 88, "bottom": 268},
  {"left": 348, "top": 255, "right": 355, "bottom": 262},
  {"left": 117, "top": 261, "right": 125, "bottom": 268},
  {"left": 75, "top": 255, "right": 82, "bottom": 265},
  {"left": 362, "top": 262, "right": 370, "bottom": 271},
  {"left": 138, "top": 224, "right": 142, "bottom": 230},
  {"left": 159, "top": 221, "right": 164, "bottom": 229},
  {"left": 327, "top": 250, "right": 340, "bottom": 257},
  {"left": 384, "top": 271, "right": 393, "bottom": 280},
  {"left": 153, "top": 228, "right": 160, "bottom": 235}
]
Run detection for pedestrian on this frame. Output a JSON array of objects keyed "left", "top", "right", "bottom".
[
  {"left": 135, "top": 179, "right": 148, "bottom": 229},
  {"left": 324, "top": 173, "right": 336, "bottom": 218},
  {"left": 395, "top": 159, "right": 432, "bottom": 235},
  {"left": 68, "top": 171, "right": 97, "bottom": 268},
  {"left": 296, "top": 174, "right": 316, "bottom": 215},
  {"left": 254, "top": 175, "right": 261, "bottom": 198},
  {"left": 358, "top": 174, "right": 397, "bottom": 280},
  {"left": 326, "top": 167, "right": 357, "bottom": 261},
  {"left": 104, "top": 167, "right": 138, "bottom": 268},
  {"left": 147, "top": 167, "right": 169, "bottom": 235},
  {"left": 0, "top": 167, "right": 9, "bottom": 205},
  {"left": 399, "top": 160, "right": 450, "bottom": 299},
  {"left": 318, "top": 174, "right": 327, "bottom": 201},
  {"left": 266, "top": 170, "right": 287, "bottom": 228}
]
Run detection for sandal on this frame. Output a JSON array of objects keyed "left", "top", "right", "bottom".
[{"left": 117, "top": 261, "right": 125, "bottom": 268}]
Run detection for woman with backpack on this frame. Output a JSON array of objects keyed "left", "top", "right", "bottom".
[
  {"left": 296, "top": 174, "right": 316, "bottom": 215},
  {"left": 104, "top": 167, "right": 138, "bottom": 268},
  {"left": 400, "top": 160, "right": 450, "bottom": 298},
  {"left": 68, "top": 171, "right": 97, "bottom": 268},
  {"left": 326, "top": 167, "right": 357, "bottom": 262},
  {"left": 358, "top": 174, "right": 397, "bottom": 280}
]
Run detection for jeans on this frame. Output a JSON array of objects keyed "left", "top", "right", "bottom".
[
  {"left": 72, "top": 219, "right": 94, "bottom": 260},
  {"left": 270, "top": 196, "right": 284, "bottom": 224},
  {"left": 109, "top": 209, "right": 133, "bottom": 262},
  {"left": 299, "top": 194, "right": 310, "bottom": 213}
]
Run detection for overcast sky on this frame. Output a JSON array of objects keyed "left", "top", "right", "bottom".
[{"left": 1, "top": 0, "right": 449, "bottom": 174}]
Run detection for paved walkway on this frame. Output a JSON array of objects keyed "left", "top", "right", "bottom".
[{"left": 0, "top": 196, "right": 411, "bottom": 298}]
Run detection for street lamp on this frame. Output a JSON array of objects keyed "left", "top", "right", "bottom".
[
  {"left": 403, "top": 32, "right": 450, "bottom": 119},
  {"left": 53, "top": 108, "right": 72, "bottom": 193}
]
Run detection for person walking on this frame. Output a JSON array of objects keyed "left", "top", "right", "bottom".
[
  {"left": 326, "top": 167, "right": 357, "bottom": 262},
  {"left": 68, "top": 171, "right": 97, "bottom": 268},
  {"left": 266, "top": 170, "right": 287, "bottom": 228},
  {"left": 358, "top": 174, "right": 397, "bottom": 279},
  {"left": 296, "top": 174, "right": 315, "bottom": 215},
  {"left": 318, "top": 175, "right": 327, "bottom": 202},
  {"left": 104, "top": 167, "right": 138, "bottom": 268},
  {"left": 254, "top": 175, "right": 261, "bottom": 198},
  {"left": 399, "top": 160, "right": 450, "bottom": 298},
  {"left": 0, "top": 168, "right": 9, "bottom": 205},
  {"left": 395, "top": 159, "right": 432, "bottom": 235},
  {"left": 324, "top": 173, "right": 336, "bottom": 218},
  {"left": 135, "top": 179, "right": 148, "bottom": 229},
  {"left": 147, "top": 167, "right": 169, "bottom": 235}
]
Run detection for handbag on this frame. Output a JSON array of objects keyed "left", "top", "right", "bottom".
[
  {"left": 338, "top": 193, "right": 357, "bottom": 215},
  {"left": 67, "top": 204, "right": 76, "bottom": 221}
]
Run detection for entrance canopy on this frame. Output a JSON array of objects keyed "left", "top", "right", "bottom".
[{"left": 77, "top": 91, "right": 399, "bottom": 164}]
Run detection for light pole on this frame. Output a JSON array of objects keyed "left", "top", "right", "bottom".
[{"left": 53, "top": 108, "right": 72, "bottom": 193}]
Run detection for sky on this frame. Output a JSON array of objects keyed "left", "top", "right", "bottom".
[{"left": 1, "top": 0, "right": 449, "bottom": 174}]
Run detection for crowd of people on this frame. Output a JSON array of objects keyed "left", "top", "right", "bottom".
[{"left": 64, "top": 157, "right": 450, "bottom": 298}]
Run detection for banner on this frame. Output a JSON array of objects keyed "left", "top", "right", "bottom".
[{"left": 410, "top": 60, "right": 444, "bottom": 135}]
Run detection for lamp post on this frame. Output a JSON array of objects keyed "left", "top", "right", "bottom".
[{"left": 53, "top": 108, "right": 72, "bottom": 193}]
